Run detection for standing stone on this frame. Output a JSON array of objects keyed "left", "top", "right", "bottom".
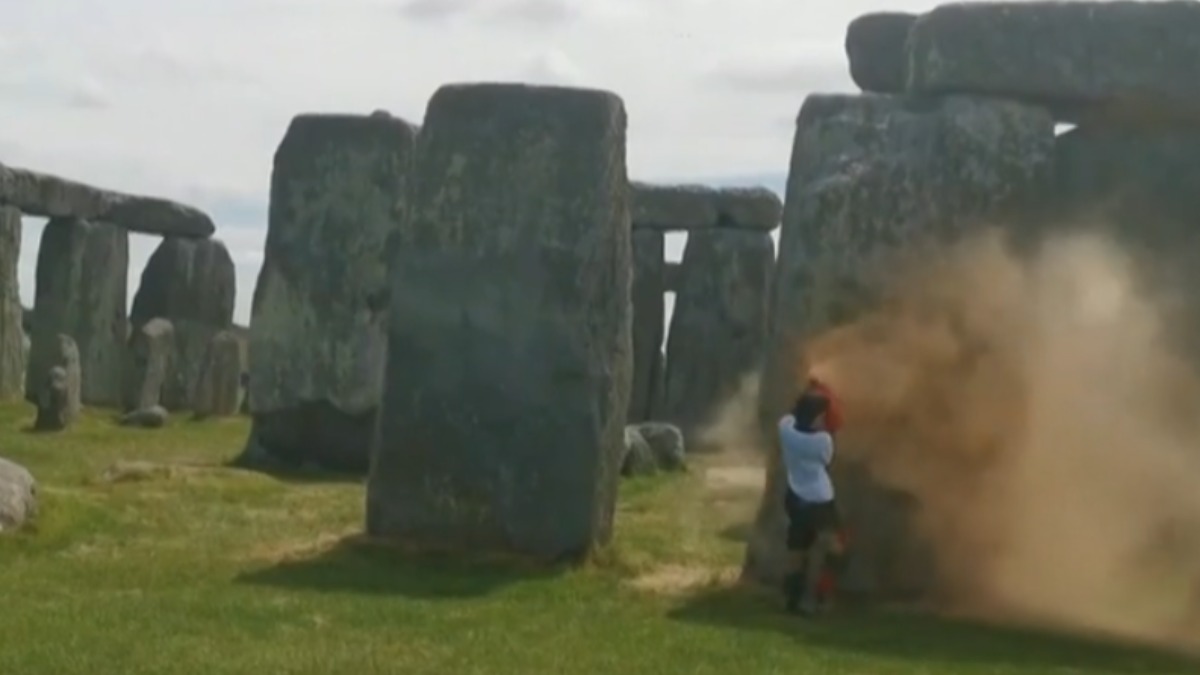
[
  {"left": 906, "top": 1, "right": 1200, "bottom": 125},
  {"left": 745, "top": 93, "right": 1054, "bottom": 589},
  {"left": 663, "top": 228, "right": 774, "bottom": 442},
  {"left": 845, "top": 12, "right": 916, "bottom": 94},
  {"left": 33, "top": 334, "right": 81, "bottom": 431},
  {"left": 26, "top": 217, "right": 128, "bottom": 408},
  {"left": 192, "top": 329, "right": 244, "bottom": 418},
  {"left": 130, "top": 237, "right": 235, "bottom": 328},
  {"left": 129, "top": 237, "right": 235, "bottom": 411},
  {"left": 0, "top": 207, "right": 22, "bottom": 400},
  {"left": 629, "top": 230, "right": 665, "bottom": 423},
  {"left": 245, "top": 112, "right": 416, "bottom": 473},
  {"left": 122, "top": 318, "right": 174, "bottom": 412},
  {"left": 367, "top": 83, "right": 631, "bottom": 561}
]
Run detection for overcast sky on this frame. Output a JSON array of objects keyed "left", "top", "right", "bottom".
[{"left": 1, "top": 0, "right": 948, "bottom": 324}]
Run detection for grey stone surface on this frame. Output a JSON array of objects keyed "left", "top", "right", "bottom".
[
  {"left": 26, "top": 217, "right": 128, "bottom": 408},
  {"left": 122, "top": 318, "right": 174, "bottom": 412},
  {"left": 632, "top": 183, "right": 718, "bottom": 230},
  {"left": 846, "top": 12, "right": 916, "bottom": 93},
  {"left": 620, "top": 426, "right": 656, "bottom": 477},
  {"left": 0, "top": 206, "right": 22, "bottom": 400},
  {"left": 0, "top": 457, "right": 36, "bottom": 532},
  {"left": 631, "top": 183, "right": 782, "bottom": 231},
  {"left": 119, "top": 405, "right": 168, "bottom": 429},
  {"left": 746, "top": 93, "right": 1054, "bottom": 589},
  {"left": 192, "top": 329, "right": 244, "bottom": 418},
  {"left": 367, "top": 83, "right": 632, "bottom": 561},
  {"left": 246, "top": 112, "right": 415, "bottom": 471},
  {"left": 0, "top": 162, "right": 214, "bottom": 238},
  {"left": 629, "top": 229, "right": 665, "bottom": 423},
  {"left": 713, "top": 187, "right": 783, "bottom": 231},
  {"left": 633, "top": 422, "right": 686, "bottom": 472},
  {"left": 131, "top": 237, "right": 235, "bottom": 329},
  {"left": 33, "top": 335, "right": 81, "bottom": 431},
  {"left": 907, "top": 1, "right": 1200, "bottom": 125},
  {"left": 663, "top": 228, "right": 774, "bottom": 440},
  {"left": 663, "top": 261, "right": 681, "bottom": 292}
]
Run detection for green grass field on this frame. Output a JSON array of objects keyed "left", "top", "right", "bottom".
[{"left": 0, "top": 402, "right": 1195, "bottom": 674}]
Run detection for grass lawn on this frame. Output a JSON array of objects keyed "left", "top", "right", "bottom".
[{"left": 0, "top": 402, "right": 1196, "bottom": 674}]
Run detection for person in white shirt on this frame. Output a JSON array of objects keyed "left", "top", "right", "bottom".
[{"left": 778, "top": 390, "right": 841, "bottom": 616}]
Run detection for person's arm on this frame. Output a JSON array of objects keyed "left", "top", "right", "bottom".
[{"left": 778, "top": 421, "right": 833, "bottom": 464}]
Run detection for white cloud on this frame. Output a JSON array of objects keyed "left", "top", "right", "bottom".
[{"left": 1, "top": 0, "right": 950, "bottom": 323}]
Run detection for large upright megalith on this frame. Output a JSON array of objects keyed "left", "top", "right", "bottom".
[
  {"left": 26, "top": 217, "right": 128, "bottom": 407},
  {"left": 367, "top": 83, "right": 632, "bottom": 561},
  {"left": 662, "top": 224, "right": 775, "bottom": 442},
  {"left": 245, "top": 112, "right": 416, "bottom": 473},
  {"left": 628, "top": 229, "right": 664, "bottom": 423},
  {"left": 0, "top": 207, "right": 22, "bottom": 400},
  {"left": 131, "top": 237, "right": 235, "bottom": 328},
  {"left": 129, "top": 237, "right": 236, "bottom": 410},
  {"left": 744, "top": 93, "right": 1054, "bottom": 591}
]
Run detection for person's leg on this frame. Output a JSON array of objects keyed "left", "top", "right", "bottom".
[
  {"left": 782, "top": 491, "right": 812, "bottom": 613},
  {"left": 798, "top": 502, "right": 839, "bottom": 615}
]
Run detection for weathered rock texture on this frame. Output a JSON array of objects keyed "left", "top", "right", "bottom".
[
  {"left": 621, "top": 425, "right": 656, "bottom": 477},
  {"left": 631, "top": 184, "right": 783, "bottom": 232},
  {"left": 129, "top": 237, "right": 236, "bottom": 411},
  {"left": 367, "top": 83, "right": 632, "bottom": 561},
  {"left": 245, "top": 112, "right": 416, "bottom": 472},
  {"left": 633, "top": 422, "right": 686, "bottom": 472},
  {"left": 33, "top": 334, "right": 81, "bottom": 431},
  {"left": 662, "top": 228, "right": 774, "bottom": 441},
  {"left": 131, "top": 238, "right": 235, "bottom": 328},
  {"left": 122, "top": 318, "right": 174, "bottom": 412},
  {"left": 0, "top": 162, "right": 214, "bottom": 238},
  {"left": 629, "top": 230, "right": 665, "bottom": 422},
  {"left": 846, "top": 12, "right": 916, "bottom": 94},
  {"left": 192, "top": 330, "right": 244, "bottom": 418},
  {"left": 26, "top": 217, "right": 128, "bottom": 408},
  {"left": 663, "top": 261, "right": 681, "bottom": 291},
  {"left": 0, "top": 207, "right": 22, "bottom": 400},
  {"left": 906, "top": 1, "right": 1200, "bottom": 126},
  {"left": 745, "top": 93, "right": 1054, "bottom": 591},
  {"left": 0, "top": 457, "right": 36, "bottom": 532}
]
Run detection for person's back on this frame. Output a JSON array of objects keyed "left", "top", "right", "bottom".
[{"left": 777, "top": 416, "right": 834, "bottom": 503}]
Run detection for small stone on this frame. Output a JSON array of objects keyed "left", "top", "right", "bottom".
[
  {"left": 0, "top": 457, "right": 36, "bottom": 531},
  {"left": 635, "top": 422, "right": 687, "bottom": 472},
  {"left": 621, "top": 426, "right": 657, "bottom": 477},
  {"left": 118, "top": 405, "right": 168, "bottom": 429}
]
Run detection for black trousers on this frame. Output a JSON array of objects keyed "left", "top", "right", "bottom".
[{"left": 783, "top": 489, "right": 840, "bottom": 551}]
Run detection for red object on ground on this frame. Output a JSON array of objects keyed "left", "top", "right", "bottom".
[{"left": 807, "top": 378, "right": 843, "bottom": 433}]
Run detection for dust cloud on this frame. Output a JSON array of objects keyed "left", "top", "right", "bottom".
[{"left": 798, "top": 227, "right": 1200, "bottom": 651}]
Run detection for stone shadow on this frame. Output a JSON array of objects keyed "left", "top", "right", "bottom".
[
  {"left": 668, "top": 583, "right": 1199, "bottom": 674},
  {"left": 236, "top": 535, "right": 565, "bottom": 599}
]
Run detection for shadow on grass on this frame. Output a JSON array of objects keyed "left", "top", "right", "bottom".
[
  {"left": 669, "top": 584, "right": 1199, "bottom": 674},
  {"left": 236, "top": 535, "right": 564, "bottom": 599}
]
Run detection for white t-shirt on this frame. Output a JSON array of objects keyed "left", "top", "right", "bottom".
[{"left": 778, "top": 414, "right": 835, "bottom": 502}]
